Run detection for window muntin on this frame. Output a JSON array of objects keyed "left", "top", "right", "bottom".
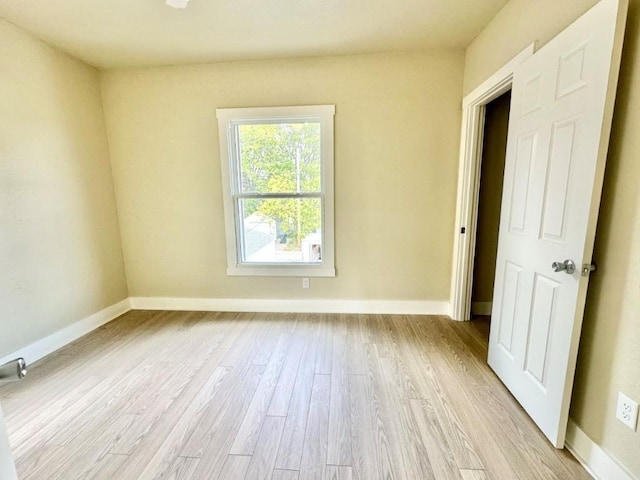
[{"left": 217, "top": 105, "right": 335, "bottom": 277}]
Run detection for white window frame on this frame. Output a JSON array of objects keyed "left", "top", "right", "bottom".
[{"left": 216, "top": 105, "right": 336, "bottom": 277}]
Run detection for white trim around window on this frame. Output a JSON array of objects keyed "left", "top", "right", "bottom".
[{"left": 216, "top": 105, "right": 336, "bottom": 277}]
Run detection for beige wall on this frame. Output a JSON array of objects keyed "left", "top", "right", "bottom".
[
  {"left": 101, "top": 52, "right": 464, "bottom": 301},
  {"left": 463, "top": 0, "right": 600, "bottom": 95},
  {"left": 472, "top": 92, "right": 510, "bottom": 304},
  {"left": 464, "top": 0, "right": 640, "bottom": 475},
  {"left": 0, "top": 19, "right": 128, "bottom": 358}
]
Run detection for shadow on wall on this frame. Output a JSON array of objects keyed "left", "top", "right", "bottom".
[
  {"left": 0, "top": 22, "right": 128, "bottom": 358},
  {"left": 571, "top": 0, "right": 640, "bottom": 440}
]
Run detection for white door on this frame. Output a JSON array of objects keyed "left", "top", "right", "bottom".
[
  {"left": 488, "top": 0, "right": 627, "bottom": 447},
  {"left": 0, "top": 405, "right": 18, "bottom": 480}
]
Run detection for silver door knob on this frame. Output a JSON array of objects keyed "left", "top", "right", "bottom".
[
  {"left": 0, "top": 358, "right": 27, "bottom": 383},
  {"left": 552, "top": 259, "right": 576, "bottom": 274}
]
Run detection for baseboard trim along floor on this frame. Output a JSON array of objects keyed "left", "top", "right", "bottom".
[
  {"left": 0, "top": 298, "right": 131, "bottom": 366},
  {"left": 129, "top": 296, "right": 452, "bottom": 316},
  {"left": 565, "top": 420, "right": 636, "bottom": 480}
]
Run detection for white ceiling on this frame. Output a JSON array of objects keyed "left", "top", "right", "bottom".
[{"left": 0, "top": 0, "right": 508, "bottom": 69}]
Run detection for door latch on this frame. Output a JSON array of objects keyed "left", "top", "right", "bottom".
[{"left": 582, "top": 262, "right": 597, "bottom": 277}]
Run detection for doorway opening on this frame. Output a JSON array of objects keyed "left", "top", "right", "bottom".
[
  {"left": 470, "top": 91, "right": 511, "bottom": 322},
  {"left": 449, "top": 43, "right": 534, "bottom": 322}
]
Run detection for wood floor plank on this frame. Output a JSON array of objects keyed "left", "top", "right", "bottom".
[
  {"left": 230, "top": 332, "right": 291, "bottom": 455},
  {"left": 109, "top": 362, "right": 211, "bottom": 455},
  {"left": 299, "top": 374, "right": 331, "bottom": 480},
  {"left": 217, "top": 455, "right": 251, "bottom": 480},
  {"left": 160, "top": 456, "right": 201, "bottom": 480},
  {"left": 0, "top": 311, "right": 591, "bottom": 480},
  {"left": 346, "top": 374, "right": 378, "bottom": 480},
  {"left": 92, "top": 413, "right": 139, "bottom": 449},
  {"left": 427, "top": 349, "right": 522, "bottom": 480},
  {"left": 345, "top": 315, "right": 366, "bottom": 375},
  {"left": 326, "top": 334, "right": 352, "bottom": 467},
  {"left": 447, "top": 317, "right": 490, "bottom": 360},
  {"left": 11, "top": 444, "right": 64, "bottom": 480},
  {"left": 1, "top": 310, "right": 163, "bottom": 405},
  {"left": 378, "top": 356, "right": 435, "bottom": 479},
  {"left": 387, "top": 316, "right": 424, "bottom": 399},
  {"left": 334, "top": 313, "right": 348, "bottom": 336},
  {"left": 244, "top": 416, "right": 286, "bottom": 480},
  {"left": 325, "top": 465, "right": 353, "bottom": 480},
  {"left": 373, "top": 315, "right": 395, "bottom": 358},
  {"left": 423, "top": 318, "right": 469, "bottom": 373},
  {"left": 432, "top": 317, "right": 496, "bottom": 386},
  {"left": 462, "top": 321, "right": 593, "bottom": 479},
  {"left": 448, "top": 320, "right": 590, "bottom": 479},
  {"left": 363, "top": 343, "right": 406, "bottom": 479},
  {"left": 8, "top": 375, "right": 106, "bottom": 457},
  {"left": 250, "top": 313, "right": 282, "bottom": 366},
  {"left": 72, "top": 452, "right": 131, "bottom": 480},
  {"left": 111, "top": 320, "right": 261, "bottom": 479},
  {"left": 181, "top": 362, "right": 265, "bottom": 473},
  {"left": 130, "top": 366, "right": 231, "bottom": 479},
  {"left": 460, "top": 470, "right": 489, "bottom": 480},
  {"left": 404, "top": 320, "right": 485, "bottom": 471},
  {"left": 62, "top": 315, "right": 225, "bottom": 449},
  {"left": 48, "top": 364, "right": 158, "bottom": 446},
  {"left": 180, "top": 320, "right": 271, "bottom": 458},
  {"left": 272, "top": 469, "right": 300, "bottom": 480},
  {"left": 31, "top": 442, "right": 119, "bottom": 480},
  {"left": 268, "top": 329, "right": 307, "bottom": 416},
  {"left": 314, "top": 315, "right": 334, "bottom": 375},
  {"left": 356, "top": 315, "right": 375, "bottom": 345},
  {"left": 182, "top": 323, "right": 276, "bottom": 479},
  {"left": 274, "top": 323, "right": 319, "bottom": 471},
  {"left": 218, "top": 313, "right": 264, "bottom": 367},
  {"left": 43, "top": 315, "right": 238, "bottom": 454},
  {"left": 470, "top": 384, "right": 581, "bottom": 480},
  {"left": 409, "top": 398, "right": 463, "bottom": 480}
]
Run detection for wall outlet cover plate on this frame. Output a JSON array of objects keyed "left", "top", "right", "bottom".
[{"left": 616, "top": 392, "right": 639, "bottom": 431}]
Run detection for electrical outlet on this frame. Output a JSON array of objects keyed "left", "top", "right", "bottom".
[
  {"left": 302, "top": 277, "right": 310, "bottom": 289},
  {"left": 616, "top": 392, "right": 639, "bottom": 431}
]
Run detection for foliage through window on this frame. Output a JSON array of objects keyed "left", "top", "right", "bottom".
[{"left": 217, "top": 106, "right": 335, "bottom": 276}]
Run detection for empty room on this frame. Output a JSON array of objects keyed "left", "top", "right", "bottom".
[{"left": 1, "top": 0, "right": 639, "bottom": 478}]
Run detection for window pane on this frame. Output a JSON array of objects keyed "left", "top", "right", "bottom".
[
  {"left": 239, "top": 197, "right": 322, "bottom": 263},
  {"left": 238, "top": 123, "right": 321, "bottom": 194}
]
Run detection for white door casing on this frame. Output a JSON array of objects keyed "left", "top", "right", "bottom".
[
  {"left": 488, "top": 0, "right": 627, "bottom": 448},
  {"left": 449, "top": 44, "right": 535, "bottom": 322}
]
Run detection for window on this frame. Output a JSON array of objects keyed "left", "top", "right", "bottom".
[{"left": 216, "top": 105, "right": 335, "bottom": 276}]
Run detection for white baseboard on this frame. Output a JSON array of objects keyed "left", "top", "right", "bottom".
[
  {"left": 129, "top": 297, "right": 451, "bottom": 316},
  {"left": 0, "top": 298, "right": 131, "bottom": 366},
  {"left": 471, "top": 301, "right": 492, "bottom": 316},
  {"left": 565, "top": 419, "right": 636, "bottom": 480}
]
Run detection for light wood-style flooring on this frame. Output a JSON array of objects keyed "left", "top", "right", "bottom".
[{"left": 0, "top": 311, "right": 590, "bottom": 480}]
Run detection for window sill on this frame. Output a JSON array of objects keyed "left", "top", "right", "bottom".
[{"left": 226, "top": 266, "right": 336, "bottom": 277}]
